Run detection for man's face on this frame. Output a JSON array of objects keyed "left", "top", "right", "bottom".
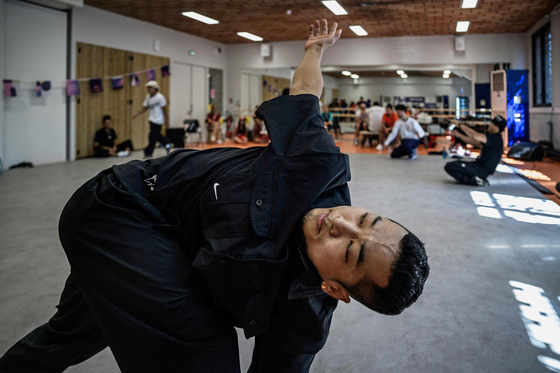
[
  {"left": 302, "top": 206, "right": 406, "bottom": 302},
  {"left": 147, "top": 87, "right": 157, "bottom": 96},
  {"left": 396, "top": 109, "right": 407, "bottom": 119},
  {"left": 359, "top": 103, "right": 366, "bottom": 111},
  {"left": 386, "top": 108, "right": 393, "bottom": 116},
  {"left": 103, "top": 119, "right": 111, "bottom": 129}
]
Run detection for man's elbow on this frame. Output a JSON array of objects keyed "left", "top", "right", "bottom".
[{"left": 290, "top": 84, "right": 321, "bottom": 98}]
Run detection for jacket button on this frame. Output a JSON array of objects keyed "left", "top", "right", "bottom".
[
  {"left": 220, "top": 260, "right": 227, "bottom": 268},
  {"left": 256, "top": 199, "right": 263, "bottom": 206},
  {"left": 249, "top": 320, "right": 257, "bottom": 326}
]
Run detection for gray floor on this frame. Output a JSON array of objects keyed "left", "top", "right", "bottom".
[{"left": 1, "top": 148, "right": 559, "bottom": 373}]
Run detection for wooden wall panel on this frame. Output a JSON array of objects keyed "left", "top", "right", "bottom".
[
  {"left": 262, "top": 75, "right": 290, "bottom": 103},
  {"left": 76, "top": 42, "right": 170, "bottom": 157}
]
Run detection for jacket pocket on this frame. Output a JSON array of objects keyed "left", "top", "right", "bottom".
[{"left": 200, "top": 172, "right": 277, "bottom": 239}]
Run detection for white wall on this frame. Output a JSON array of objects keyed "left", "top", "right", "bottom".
[
  {"left": 3, "top": 0, "right": 67, "bottom": 167},
  {"left": 0, "top": 0, "right": 4, "bottom": 170},
  {"left": 226, "top": 33, "right": 528, "bottom": 114},
  {"left": 336, "top": 76, "right": 471, "bottom": 108},
  {"left": 70, "top": 5, "right": 228, "bottom": 158},
  {"left": 527, "top": 10, "right": 560, "bottom": 148}
]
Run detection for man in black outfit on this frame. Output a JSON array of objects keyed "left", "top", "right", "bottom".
[
  {"left": 93, "top": 115, "right": 133, "bottom": 157},
  {"left": 444, "top": 115, "right": 507, "bottom": 186},
  {"left": 0, "top": 20, "right": 429, "bottom": 373}
]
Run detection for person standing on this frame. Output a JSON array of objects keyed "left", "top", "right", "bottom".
[
  {"left": 132, "top": 80, "right": 170, "bottom": 158},
  {"left": 385, "top": 104, "right": 425, "bottom": 160}
]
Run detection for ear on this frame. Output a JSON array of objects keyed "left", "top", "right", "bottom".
[{"left": 321, "top": 280, "right": 351, "bottom": 303}]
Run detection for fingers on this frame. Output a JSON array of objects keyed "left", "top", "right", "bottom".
[
  {"left": 321, "top": 19, "right": 328, "bottom": 35},
  {"left": 329, "top": 22, "right": 338, "bottom": 36},
  {"left": 309, "top": 24, "right": 314, "bottom": 38},
  {"left": 314, "top": 20, "right": 321, "bottom": 36}
]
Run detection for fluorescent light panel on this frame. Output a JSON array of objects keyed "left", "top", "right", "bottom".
[
  {"left": 182, "top": 11, "right": 219, "bottom": 25},
  {"left": 401, "top": 74, "right": 408, "bottom": 78},
  {"left": 397, "top": 70, "right": 405, "bottom": 75},
  {"left": 237, "top": 32, "right": 263, "bottom": 41},
  {"left": 349, "top": 25, "right": 368, "bottom": 36},
  {"left": 322, "top": 1, "right": 348, "bottom": 15},
  {"left": 456, "top": 21, "right": 470, "bottom": 32},
  {"left": 444, "top": 70, "right": 451, "bottom": 74},
  {"left": 350, "top": 74, "right": 359, "bottom": 79},
  {"left": 461, "top": 0, "right": 478, "bottom": 9},
  {"left": 342, "top": 71, "right": 352, "bottom": 76}
]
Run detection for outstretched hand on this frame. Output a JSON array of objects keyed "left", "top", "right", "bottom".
[{"left": 305, "top": 19, "right": 342, "bottom": 51}]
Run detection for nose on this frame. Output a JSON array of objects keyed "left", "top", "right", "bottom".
[{"left": 330, "top": 216, "right": 357, "bottom": 237}]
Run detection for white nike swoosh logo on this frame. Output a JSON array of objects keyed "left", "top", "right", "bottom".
[{"left": 214, "top": 183, "right": 220, "bottom": 200}]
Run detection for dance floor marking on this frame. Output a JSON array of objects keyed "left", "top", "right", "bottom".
[
  {"left": 510, "top": 281, "right": 560, "bottom": 372},
  {"left": 471, "top": 192, "right": 560, "bottom": 226}
]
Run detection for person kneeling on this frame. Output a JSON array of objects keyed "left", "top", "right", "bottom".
[
  {"left": 385, "top": 104, "right": 425, "bottom": 160},
  {"left": 93, "top": 115, "right": 133, "bottom": 158},
  {"left": 444, "top": 115, "right": 506, "bottom": 187}
]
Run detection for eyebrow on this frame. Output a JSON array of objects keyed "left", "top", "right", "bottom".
[{"left": 357, "top": 216, "right": 382, "bottom": 267}]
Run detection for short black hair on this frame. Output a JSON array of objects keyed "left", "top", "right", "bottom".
[
  {"left": 386, "top": 104, "right": 393, "bottom": 110},
  {"left": 102, "top": 115, "right": 111, "bottom": 123},
  {"left": 342, "top": 231, "right": 429, "bottom": 315},
  {"left": 373, "top": 101, "right": 380, "bottom": 106},
  {"left": 395, "top": 104, "right": 407, "bottom": 112}
]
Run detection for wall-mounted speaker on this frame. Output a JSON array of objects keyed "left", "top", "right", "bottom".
[
  {"left": 260, "top": 44, "right": 271, "bottom": 57},
  {"left": 455, "top": 36, "right": 465, "bottom": 51}
]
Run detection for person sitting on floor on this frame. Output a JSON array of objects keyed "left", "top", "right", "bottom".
[
  {"left": 93, "top": 115, "right": 133, "bottom": 158},
  {"left": 377, "top": 104, "right": 400, "bottom": 151},
  {"left": 206, "top": 105, "right": 222, "bottom": 144},
  {"left": 233, "top": 116, "right": 248, "bottom": 145},
  {"left": 251, "top": 115, "right": 268, "bottom": 143},
  {"left": 385, "top": 104, "right": 425, "bottom": 160},
  {"left": 444, "top": 115, "right": 506, "bottom": 187},
  {"left": 353, "top": 102, "right": 369, "bottom": 146}
]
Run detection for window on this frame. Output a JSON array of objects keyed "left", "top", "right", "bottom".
[{"left": 532, "top": 22, "right": 552, "bottom": 107}]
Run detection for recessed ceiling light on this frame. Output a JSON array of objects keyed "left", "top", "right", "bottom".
[
  {"left": 456, "top": 21, "right": 470, "bottom": 33},
  {"left": 444, "top": 70, "right": 451, "bottom": 74},
  {"left": 322, "top": 1, "right": 348, "bottom": 15},
  {"left": 461, "top": 0, "right": 478, "bottom": 9},
  {"left": 237, "top": 32, "right": 263, "bottom": 41},
  {"left": 443, "top": 74, "right": 450, "bottom": 79},
  {"left": 397, "top": 70, "right": 405, "bottom": 75},
  {"left": 349, "top": 25, "right": 368, "bottom": 36},
  {"left": 350, "top": 74, "right": 360, "bottom": 79},
  {"left": 181, "top": 11, "right": 219, "bottom": 25},
  {"left": 401, "top": 74, "right": 408, "bottom": 78},
  {"left": 342, "top": 71, "right": 352, "bottom": 76}
]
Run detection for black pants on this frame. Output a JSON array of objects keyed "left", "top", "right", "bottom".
[
  {"left": 144, "top": 122, "right": 169, "bottom": 157},
  {"left": 93, "top": 140, "right": 133, "bottom": 158},
  {"left": 391, "top": 139, "right": 419, "bottom": 158},
  {"left": 0, "top": 171, "right": 240, "bottom": 373},
  {"left": 444, "top": 160, "right": 489, "bottom": 185}
]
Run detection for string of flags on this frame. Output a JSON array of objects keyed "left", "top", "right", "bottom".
[{"left": 3, "top": 65, "right": 170, "bottom": 98}]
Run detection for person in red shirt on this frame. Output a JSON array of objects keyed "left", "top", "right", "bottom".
[
  {"left": 377, "top": 104, "right": 400, "bottom": 150},
  {"left": 206, "top": 105, "right": 222, "bottom": 144},
  {"left": 233, "top": 116, "right": 248, "bottom": 145}
]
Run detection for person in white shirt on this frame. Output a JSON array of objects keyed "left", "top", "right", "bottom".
[
  {"left": 132, "top": 80, "right": 171, "bottom": 158},
  {"left": 384, "top": 104, "right": 425, "bottom": 160}
]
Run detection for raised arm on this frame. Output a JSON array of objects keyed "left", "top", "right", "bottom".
[{"left": 290, "top": 19, "right": 342, "bottom": 98}]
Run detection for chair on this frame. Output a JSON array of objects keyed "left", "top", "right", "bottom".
[{"left": 184, "top": 119, "right": 202, "bottom": 147}]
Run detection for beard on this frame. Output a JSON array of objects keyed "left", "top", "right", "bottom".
[{"left": 295, "top": 208, "right": 314, "bottom": 254}]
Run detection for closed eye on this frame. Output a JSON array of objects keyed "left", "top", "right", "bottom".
[{"left": 345, "top": 240, "right": 353, "bottom": 263}]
